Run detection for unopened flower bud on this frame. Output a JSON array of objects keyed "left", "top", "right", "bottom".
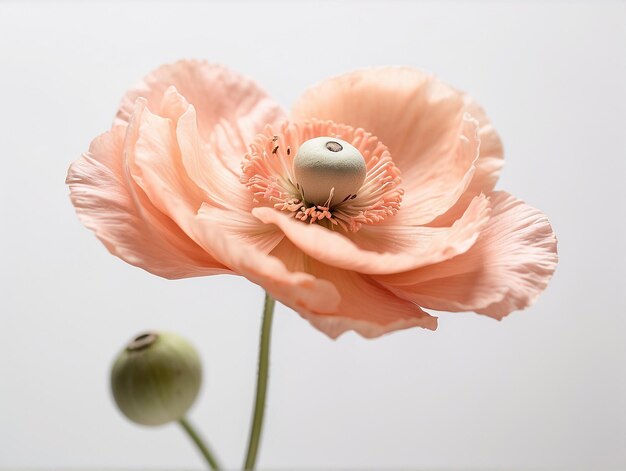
[{"left": 110, "top": 331, "right": 202, "bottom": 426}]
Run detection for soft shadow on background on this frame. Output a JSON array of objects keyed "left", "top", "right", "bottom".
[{"left": 1, "top": 1, "right": 625, "bottom": 469}]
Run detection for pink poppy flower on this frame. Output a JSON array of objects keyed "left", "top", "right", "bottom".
[{"left": 66, "top": 60, "right": 557, "bottom": 338}]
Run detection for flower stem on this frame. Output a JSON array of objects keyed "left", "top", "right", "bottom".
[
  {"left": 178, "top": 416, "right": 222, "bottom": 470},
  {"left": 244, "top": 291, "right": 276, "bottom": 470}
]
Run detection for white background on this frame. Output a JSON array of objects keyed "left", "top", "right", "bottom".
[{"left": 1, "top": 1, "right": 625, "bottom": 469}]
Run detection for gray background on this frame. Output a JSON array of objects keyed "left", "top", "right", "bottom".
[{"left": 1, "top": 1, "right": 625, "bottom": 469}]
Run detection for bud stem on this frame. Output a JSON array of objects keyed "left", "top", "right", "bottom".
[
  {"left": 244, "top": 291, "right": 276, "bottom": 470},
  {"left": 179, "top": 416, "right": 222, "bottom": 470}
]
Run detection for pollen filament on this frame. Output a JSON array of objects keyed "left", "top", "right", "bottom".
[{"left": 241, "top": 120, "right": 403, "bottom": 232}]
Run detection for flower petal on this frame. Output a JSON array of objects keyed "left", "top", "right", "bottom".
[
  {"left": 127, "top": 92, "right": 251, "bottom": 248},
  {"left": 375, "top": 192, "right": 558, "bottom": 319},
  {"left": 398, "top": 112, "right": 480, "bottom": 224},
  {"left": 66, "top": 126, "right": 227, "bottom": 279},
  {"left": 271, "top": 241, "right": 437, "bottom": 338},
  {"left": 115, "top": 59, "right": 286, "bottom": 173},
  {"left": 197, "top": 204, "right": 284, "bottom": 255},
  {"left": 292, "top": 67, "right": 481, "bottom": 223},
  {"left": 174, "top": 91, "right": 253, "bottom": 212},
  {"left": 191, "top": 219, "right": 340, "bottom": 316},
  {"left": 463, "top": 96, "right": 505, "bottom": 194},
  {"left": 125, "top": 98, "right": 205, "bottom": 240},
  {"left": 429, "top": 97, "right": 505, "bottom": 226},
  {"left": 251, "top": 194, "right": 490, "bottom": 275}
]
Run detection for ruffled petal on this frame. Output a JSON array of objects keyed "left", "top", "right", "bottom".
[
  {"left": 126, "top": 91, "right": 253, "bottom": 245},
  {"left": 174, "top": 90, "right": 253, "bottom": 212},
  {"left": 292, "top": 67, "right": 481, "bottom": 223},
  {"left": 66, "top": 126, "right": 227, "bottom": 279},
  {"left": 251, "top": 194, "right": 490, "bottom": 275},
  {"left": 463, "top": 96, "right": 505, "bottom": 194},
  {"left": 197, "top": 204, "right": 284, "bottom": 255},
  {"left": 399, "top": 112, "right": 479, "bottom": 224},
  {"left": 270, "top": 241, "right": 437, "bottom": 338},
  {"left": 191, "top": 219, "right": 340, "bottom": 316},
  {"left": 115, "top": 59, "right": 286, "bottom": 173},
  {"left": 375, "top": 192, "right": 558, "bottom": 319},
  {"left": 429, "top": 97, "right": 505, "bottom": 226},
  {"left": 125, "top": 98, "right": 205, "bottom": 239}
]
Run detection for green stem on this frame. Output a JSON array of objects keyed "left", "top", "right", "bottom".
[
  {"left": 178, "top": 416, "right": 222, "bottom": 470},
  {"left": 244, "top": 291, "right": 276, "bottom": 470}
]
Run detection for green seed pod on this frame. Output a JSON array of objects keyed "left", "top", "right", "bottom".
[
  {"left": 111, "top": 331, "right": 202, "bottom": 426},
  {"left": 294, "top": 136, "right": 366, "bottom": 207}
]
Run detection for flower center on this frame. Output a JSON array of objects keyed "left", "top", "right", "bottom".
[
  {"left": 293, "top": 136, "right": 367, "bottom": 207},
  {"left": 240, "top": 120, "right": 403, "bottom": 232}
]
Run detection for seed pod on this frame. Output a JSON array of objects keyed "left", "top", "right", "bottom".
[
  {"left": 293, "top": 136, "right": 366, "bottom": 207},
  {"left": 110, "top": 331, "right": 202, "bottom": 426}
]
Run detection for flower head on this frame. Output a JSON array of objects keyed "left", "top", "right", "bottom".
[{"left": 67, "top": 60, "right": 558, "bottom": 338}]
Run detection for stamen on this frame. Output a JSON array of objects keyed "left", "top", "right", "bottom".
[{"left": 241, "top": 120, "right": 403, "bottom": 232}]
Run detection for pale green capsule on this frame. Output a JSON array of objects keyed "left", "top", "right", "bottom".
[
  {"left": 293, "top": 136, "right": 366, "bottom": 207},
  {"left": 110, "top": 332, "right": 202, "bottom": 426}
]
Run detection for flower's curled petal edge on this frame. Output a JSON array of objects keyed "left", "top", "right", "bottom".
[
  {"left": 424, "top": 93, "right": 506, "bottom": 226},
  {"left": 270, "top": 240, "right": 437, "bottom": 339},
  {"left": 251, "top": 194, "right": 491, "bottom": 275},
  {"left": 197, "top": 203, "right": 285, "bottom": 255},
  {"left": 191, "top": 214, "right": 341, "bottom": 316},
  {"left": 376, "top": 191, "right": 558, "bottom": 319},
  {"left": 126, "top": 95, "right": 222, "bottom": 252},
  {"left": 114, "top": 59, "right": 287, "bottom": 174},
  {"left": 66, "top": 124, "right": 228, "bottom": 279},
  {"left": 299, "top": 312, "right": 438, "bottom": 340},
  {"left": 175, "top": 94, "right": 254, "bottom": 212}
]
